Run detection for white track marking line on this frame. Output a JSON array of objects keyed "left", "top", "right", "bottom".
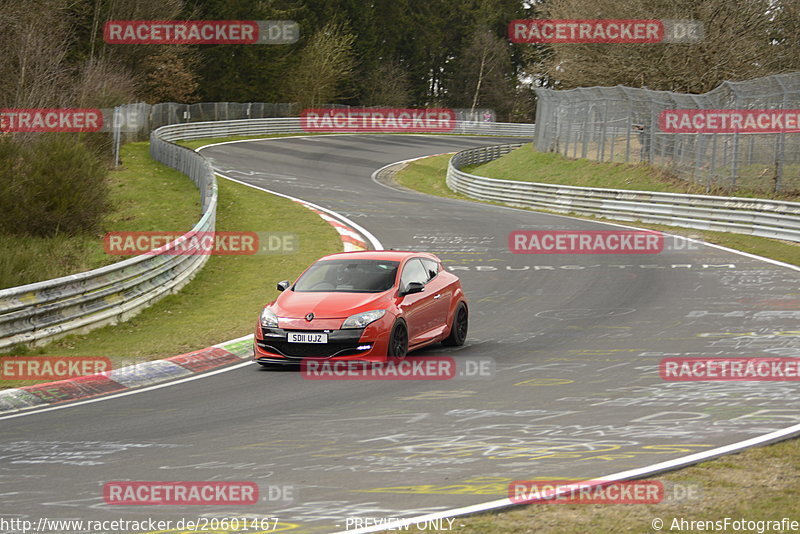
[
  {"left": 0, "top": 361, "right": 253, "bottom": 422},
  {"left": 335, "top": 422, "right": 800, "bottom": 533},
  {"left": 211, "top": 170, "right": 383, "bottom": 251},
  {"left": 198, "top": 135, "right": 383, "bottom": 251},
  {"left": 197, "top": 133, "right": 511, "bottom": 151},
  {"left": 203, "top": 138, "right": 800, "bottom": 533},
  {"left": 370, "top": 153, "right": 456, "bottom": 193},
  {"left": 371, "top": 153, "right": 798, "bottom": 272}
]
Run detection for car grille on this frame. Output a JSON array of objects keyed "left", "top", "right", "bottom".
[
  {"left": 260, "top": 341, "right": 364, "bottom": 358},
  {"left": 258, "top": 327, "right": 367, "bottom": 359}
]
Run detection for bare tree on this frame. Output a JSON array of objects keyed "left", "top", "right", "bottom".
[
  {"left": 362, "top": 60, "right": 412, "bottom": 107},
  {"left": 449, "top": 27, "right": 515, "bottom": 120},
  {"left": 0, "top": 0, "right": 73, "bottom": 108},
  {"left": 283, "top": 21, "right": 357, "bottom": 108},
  {"left": 539, "top": 0, "right": 792, "bottom": 93},
  {"left": 73, "top": 58, "right": 138, "bottom": 108},
  {"left": 0, "top": 0, "right": 193, "bottom": 108},
  {"left": 81, "top": 0, "right": 196, "bottom": 103},
  {"left": 140, "top": 47, "right": 199, "bottom": 104},
  {"left": 771, "top": 0, "right": 800, "bottom": 72}
]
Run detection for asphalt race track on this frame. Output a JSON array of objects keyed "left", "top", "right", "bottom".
[{"left": 2, "top": 134, "right": 799, "bottom": 533}]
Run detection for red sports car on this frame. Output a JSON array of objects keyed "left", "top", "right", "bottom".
[{"left": 253, "top": 251, "right": 468, "bottom": 364}]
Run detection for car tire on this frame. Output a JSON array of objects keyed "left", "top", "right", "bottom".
[
  {"left": 388, "top": 320, "right": 408, "bottom": 361},
  {"left": 442, "top": 302, "right": 468, "bottom": 347}
]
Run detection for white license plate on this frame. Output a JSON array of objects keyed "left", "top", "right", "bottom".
[{"left": 287, "top": 332, "right": 328, "bottom": 344}]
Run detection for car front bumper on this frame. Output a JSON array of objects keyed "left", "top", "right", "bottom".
[{"left": 253, "top": 316, "right": 394, "bottom": 364}]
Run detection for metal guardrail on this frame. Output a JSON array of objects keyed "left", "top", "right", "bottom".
[
  {"left": 113, "top": 102, "right": 524, "bottom": 139},
  {"left": 0, "top": 118, "right": 533, "bottom": 350},
  {"left": 0, "top": 130, "right": 217, "bottom": 350},
  {"left": 152, "top": 117, "right": 535, "bottom": 140},
  {"left": 447, "top": 143, "right": 800, "bottom": 243}
]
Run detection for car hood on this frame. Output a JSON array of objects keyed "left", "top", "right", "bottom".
[{"left": 271, "top": 290, "right": 392, "bottom": 319}]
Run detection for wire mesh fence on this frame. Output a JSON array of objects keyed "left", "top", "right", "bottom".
[{"left": 534, "top": 73, "right": 800, "bottom": 195}]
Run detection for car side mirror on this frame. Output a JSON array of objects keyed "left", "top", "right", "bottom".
[
  {"left": 277, "top": 280, "right": 291, "bottom": 292},
  {"left": 402, "top": 281, "right": 424, "bottom": 296}
]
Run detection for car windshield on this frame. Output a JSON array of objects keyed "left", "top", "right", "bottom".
[{"left": 293, "top": 259, "right": 400, "bottom": 293}]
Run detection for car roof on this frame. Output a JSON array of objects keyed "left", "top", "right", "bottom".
[{"left": 317, "top": 250, "right": 440, "bottom": 263}]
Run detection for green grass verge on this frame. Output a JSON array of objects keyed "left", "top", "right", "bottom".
[
  {"left": 392, "top": 438, "right": 800, "bottom": 533},
  {"left": 1, "top": 144, "right": 342, "bottom": 389},
  {"left": 0, "top": 142, "right": 199, "bottom": 289},
  {"left": 466, "top": 144, "right": 799, "bottom": 200},
  {"left": 394, "top": 153, "right": 799, "bottom": 267}
]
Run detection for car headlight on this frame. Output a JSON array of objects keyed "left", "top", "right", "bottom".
[
  {"left": 341, "top": 310, "right": 386, "bottom": 329},
  {"left": 260, "top": 308, "right": 279, "bottom": 328}
]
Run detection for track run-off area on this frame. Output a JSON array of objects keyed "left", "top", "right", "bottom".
[{"left": 2, "top": 134, "right": 799, "bottom": 533}]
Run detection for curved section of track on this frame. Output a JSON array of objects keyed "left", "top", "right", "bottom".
[{"left": 2, "top": 134, "right": 799, "bottom": 533}]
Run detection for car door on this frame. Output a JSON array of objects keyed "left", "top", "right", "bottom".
[
  {"left": 420, "top": 257, "right": 451, "bottom": 331},
  {"left": 398, "top": 258, "right": 440, "bottom": 344}
]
